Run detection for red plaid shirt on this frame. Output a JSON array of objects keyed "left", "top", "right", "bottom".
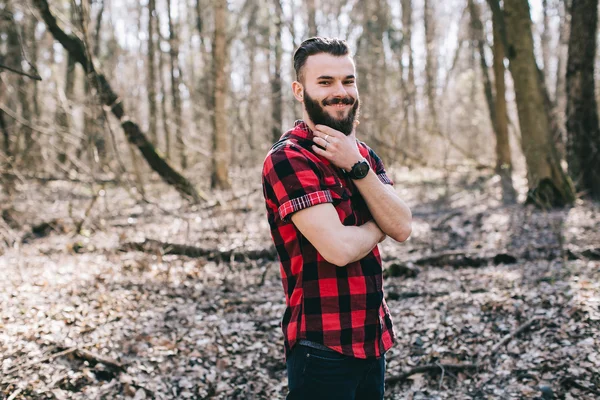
[{"left": 262, "top": 120, "right": 395, "bottom": 359}]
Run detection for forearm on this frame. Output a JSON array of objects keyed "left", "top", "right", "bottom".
[
  {"left": 335, "top": 220, "right": 384, "bottom": 265},
  {"left": 353, "top": 170, "right": 412, "bottom": 242}
]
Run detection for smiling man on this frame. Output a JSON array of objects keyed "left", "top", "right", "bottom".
[{"left": 262, "top": 37, "right": 412, "bottom": 400}]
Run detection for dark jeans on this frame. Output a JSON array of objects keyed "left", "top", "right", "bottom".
[{"left": 286, "top": 344, "right": 386, "bottom": 400}]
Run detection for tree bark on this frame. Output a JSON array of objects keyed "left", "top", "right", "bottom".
[
  {"left": 167, "top": 0, "right": 186, "bottom": 169},
  {"left": 271, "top": 0, "right": 283, "bottom": 144},
  {"left": 33, "top": 0, "right": 203, "bottom": 202},
  {"left": 503, "top": 0, "right": 575, "bottom": 207},
  {"left": 211, "top": 0, "right": 231, "bottom": 189},
  {"left": 566, "top": 0, "right": 600, "bottom": 200}
]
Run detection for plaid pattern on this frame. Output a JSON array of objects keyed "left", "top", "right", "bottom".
[{"left": 262, "top": 120, "right": 395, "bottom": 359}]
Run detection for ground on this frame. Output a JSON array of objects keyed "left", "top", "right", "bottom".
[{"left": 1, "top": 166, "right": 599, "bottom": 399}]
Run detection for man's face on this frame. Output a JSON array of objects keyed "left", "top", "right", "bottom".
[{"left": 299, "top": 53, "right": 360, "bottom": 136}]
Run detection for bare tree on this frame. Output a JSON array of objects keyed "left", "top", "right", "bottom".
[
  {"left": 147, "top": 0, "right": 158, "bottom": 146},
  {"left": 566, "top": 0, "right": 600, "bottom": 200},
  {"left": 502, "top": 0, "right": 575, "bottom": 207},
  {"left": 271, "top": 0, "right": 283, "bottom": 143},
  {"left": 211, "top": 0, "right": 231, "bottom": 189},
  {"left": 167, "top": 0, "right": 186, "bottom": 169}
]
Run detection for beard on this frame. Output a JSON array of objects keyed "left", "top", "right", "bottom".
[{"left": 303, "top": 90, "right": 360, "bottom": 136}]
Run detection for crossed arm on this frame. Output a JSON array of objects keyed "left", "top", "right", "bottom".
[{"left": 291, "top": 203, "right": 386, "bottom": 267}]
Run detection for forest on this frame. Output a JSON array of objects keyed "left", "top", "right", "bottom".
[{"left": 0, "top": 0, "right": 599, "bottom": 398}]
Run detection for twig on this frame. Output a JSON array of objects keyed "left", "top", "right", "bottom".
[
  {"left": 74, "top": 192, "right": 99, "bottom": 234},
  {"left": 7, "top": 387, "right": 23, "bottom": 400},
  {"left": 490, "top": 316, "right": 543, "bottom": 356},
  {"left": 386, "top": 363, "right": 478, "bottom": 386},
  {"left": 562, "top": 377, "right": 600, "bottom": 396}
]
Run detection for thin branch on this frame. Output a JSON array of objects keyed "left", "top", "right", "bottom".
[
  {"left": 0, "top": 63, "right": 42, "bottom": 81},
  {"left": 490, "top": 316, "right": 543, "bottom": 355}
]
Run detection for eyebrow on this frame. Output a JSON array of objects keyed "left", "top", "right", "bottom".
[{"left": 317, "top": 75, "right": 356, "bottom": 80}]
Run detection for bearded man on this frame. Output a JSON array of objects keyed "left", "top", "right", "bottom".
[{"left": 261, "top": 37, "right": 412, "bottom": 400}]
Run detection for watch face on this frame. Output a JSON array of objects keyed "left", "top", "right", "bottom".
[{"left": 353, "top": 160, "right": 370, "bottom": 178}]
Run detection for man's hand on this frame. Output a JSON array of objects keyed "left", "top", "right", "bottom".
[{"left": 311, "top": 124, "right": 363, "bottom": 171}]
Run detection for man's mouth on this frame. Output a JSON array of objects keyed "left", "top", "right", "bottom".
[{"left": 327, "top": 103, "right": 350, "bottom": 109}]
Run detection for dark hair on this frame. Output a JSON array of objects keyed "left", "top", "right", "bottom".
[{"left": 293, "top": 37, "right": 351, "bottom": 82}]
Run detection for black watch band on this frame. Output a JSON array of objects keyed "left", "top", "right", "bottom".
[{"left": 347, "top": 159, "right": 370, "bottom": 180}]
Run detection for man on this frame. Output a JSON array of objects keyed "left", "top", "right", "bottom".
[{"left": 262, "top": 37, "right": 412, "bottom": 399}]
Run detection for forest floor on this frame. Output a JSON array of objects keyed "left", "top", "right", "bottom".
[{"left": 0, "top": 166, "right": 599, "bottom": 400}]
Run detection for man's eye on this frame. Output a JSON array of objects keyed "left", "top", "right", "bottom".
[
  {"left": 319, "top": 81, "right": 330, "bottom": 85},
  {"left": 344, "top": 81, "right": 355, "bottom": 85}
]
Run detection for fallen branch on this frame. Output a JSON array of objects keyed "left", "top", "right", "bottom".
[
  {"left": 67, "top": 348, "right": 124, "bottom": 372},
  {"left": 3, "top": 346, "right": 79, "bottom": 376},
  {"left": 386, "top": 363, "right": 478, "bottom": 386},
  {"left": 400, "top": 250, "right": 518, "bottom": 268},
  {"left": 119, "top": 238, "right": 277, "bottom": 262},
  {"left": 490, "top": 316, "right": 543, "bottom": 356}
]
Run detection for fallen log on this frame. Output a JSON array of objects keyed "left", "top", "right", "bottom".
[{"left": 119, "top": 238, "right": 278, "bottom": 262}]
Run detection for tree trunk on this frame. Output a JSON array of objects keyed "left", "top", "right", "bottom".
[
  {"left": 401, "top": 0, "right": 417, "bottom": 155},
  {"left": 271, "top": 0, "right": 283, "bottom": 144},
  {"left": 423, "top": 0, "right": 440, "bottom": 136},
  {"left": 211, "top": 0, "right": 231, "bottom": 189},
  {"left": 307, "top": 0, "right": 317, "bottom": 37},
  {"left": 541, "top": 0, "right": 551, "bottom": 89},
  {"left": 33, "top": 0, "right": 203, "bottom": 202},
  {"left": 167, "top": 0, "right": 186, "bottom": 169},
  {"left": 555, "top": 0, "right": 570, "bottom": 153},
  {"left": 468, "top": 0, "right": 496, "bottom": 134},
  {"left": 566, "top": 0, "right": 600, "bottom": 200},
  {"left": 492, "top": 10, "right": 517, "bottom": 204},
  {"left": 147, "top": 0, "right": 158, "bottom": 146},
  {"left": 503, "top": 0, "right": 575, "bottom": 207}
]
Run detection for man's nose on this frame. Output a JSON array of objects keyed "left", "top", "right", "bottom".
[{"left": 331, "top": 81, "right": 348, "bottom": 97}]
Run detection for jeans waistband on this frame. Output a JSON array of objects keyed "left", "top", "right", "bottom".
[{"left": 297, "top": 339, "right": 336, "bottom": 352}]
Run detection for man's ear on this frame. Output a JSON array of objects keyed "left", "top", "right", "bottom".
[{"left": 292, "top": 81, "right": 304, "bottom": 102}]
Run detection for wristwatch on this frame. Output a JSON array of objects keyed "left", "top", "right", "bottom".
[{"left": 346, "top": 159, "right": 370, "bottom": 180}]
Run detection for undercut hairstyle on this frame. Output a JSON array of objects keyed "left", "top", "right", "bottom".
[{"left": 293, "top": 37, "right": 351, "bottom": 82}]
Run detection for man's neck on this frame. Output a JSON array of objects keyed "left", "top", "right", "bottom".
[{"left": 302, "top": 111, "right": 317, "bottom": 132}]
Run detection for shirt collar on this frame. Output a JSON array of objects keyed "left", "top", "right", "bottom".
[{"left": 286, "top": 120, "right": 314, "bottom": 141}]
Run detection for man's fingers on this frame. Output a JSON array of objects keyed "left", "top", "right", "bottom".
[{"left": 312, "top": 145, "right": 330, "bottom": 157}]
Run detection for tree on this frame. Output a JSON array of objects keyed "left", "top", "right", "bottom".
[
  {"left": 271, "top": 0, "right": 283, "bottom": 144},
  {"left": 211, "top": 0, "right": 231, "bottom": 189},
  {"left": 468, "top": 0, "right": 516, "bottom": 204},
  {"left": 167, "top": 0, "right": 186, "bottom": 169},
  {"left": 501, "top": 0, "right": 575, "bottom": 207},
  {"left": 566, "top": 0, "right": 600, "bottom": 200},
  {"left": 147, "top": 0, "right": 158, "bottom": 146}
]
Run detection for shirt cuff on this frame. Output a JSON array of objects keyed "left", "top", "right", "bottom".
[
  {"left": 377, "top": 173, "right": 394, "bottom": 185},
  {"left": 278, "top": 190, "right": 333, "bottom": 221}
]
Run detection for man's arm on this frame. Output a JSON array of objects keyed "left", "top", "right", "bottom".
[
  {"left": 291, "top": 203, "right": 385, "bottom": 267},
  {"left": 352, "top": 170, "right": 412, "bottom": 242}
]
